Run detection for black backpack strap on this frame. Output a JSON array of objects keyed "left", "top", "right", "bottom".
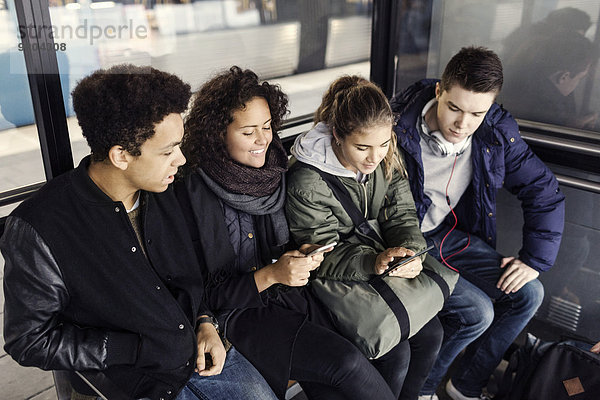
[
  {"left": 298, "top": 162, "right": 383, "bottom": 247},
  {"left": 422, "top": 268, "right": 450, "bottom": 300},
  {"left": 369, "top": 276, "right": 411, "bottom": 342}
]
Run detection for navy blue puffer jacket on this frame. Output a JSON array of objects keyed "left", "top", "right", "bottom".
[{"left": 391, "top": 79, "right": 565, "bottom": 272}]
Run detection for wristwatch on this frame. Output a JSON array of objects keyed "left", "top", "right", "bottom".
[{"left": 196, "top": 315, "right": 219, "bottom": 332}]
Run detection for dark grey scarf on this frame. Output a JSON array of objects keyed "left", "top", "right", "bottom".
[{"left": 198, "top": 169, "right": 289, "bottom": 249}]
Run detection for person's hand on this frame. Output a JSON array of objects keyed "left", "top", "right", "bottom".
[
  {"left": 574, "top": 112, "right": 598, "bottom": 129},
  {"left": 497, "top": 257, "right": 539, "bottom": 294},
  {"left": 195, "top": 320, "right": 226, "bottom": 376},
  {"left": 590, "top": 342, "right": 600, "bottom": 354},
  {"left": 256, "top": 250, "right": 320, "bottom": 290},
  {"left": 374, "top": 247, "right": 422, "bottom": 278}
]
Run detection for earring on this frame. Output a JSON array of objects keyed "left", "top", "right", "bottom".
[{"left": 335, "top": 141, "right": 340, "bottom": 146}]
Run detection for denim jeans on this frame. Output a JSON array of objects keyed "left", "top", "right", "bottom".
[
  {"left": 419, "top": 226, "right": 544, "bottom": 397},
  {"left": 175, "top": 347, "right": 277, "bottom": 400}
]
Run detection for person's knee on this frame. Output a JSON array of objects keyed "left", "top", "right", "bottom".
[
  {"left": 460, "top": 292, "right": 494, "bottom": 335},
  {"left": 334, "top": 348, "right": 370, "bottom": 380},
  {"left": 417, "top": 317, "right": 444, "bottom": 348},
  {"left": 478, "top": 299, "right": 495, "bottom": 333},
  {"left": 443, "top": 278, "right": 494, "bottom": 335},
  {"left": 517, "top": 278, "right": 544, "bottom": 312}
]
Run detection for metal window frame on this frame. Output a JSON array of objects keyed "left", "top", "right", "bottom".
[
  {"left": 14, "top": 0, "right": 73, "bottom": 178},
  {"left": 1, "top": 0, "right": 73, "bottom": 235}
]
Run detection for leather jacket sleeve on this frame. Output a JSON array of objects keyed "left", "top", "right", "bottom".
[{"left": 1, "top": 216, "right": 139, "bottom": 371}]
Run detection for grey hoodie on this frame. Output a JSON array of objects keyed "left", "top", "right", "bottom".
[{"left": 291, "top": 122, "right": 366, "bottom": 180}]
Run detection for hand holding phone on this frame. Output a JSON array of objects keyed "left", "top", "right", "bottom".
[
  {"left": 305, "top": 242, "right": 337, "bottom": 257},
  {"left": 379, "top": 245, "right": 434, "bottom": 278}
]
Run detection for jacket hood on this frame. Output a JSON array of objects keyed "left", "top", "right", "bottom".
[{"left": 290, "top": 122, "right": 356, "bottom": 178}]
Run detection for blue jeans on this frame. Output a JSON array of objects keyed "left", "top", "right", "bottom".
[
  {"left": 175, "top": 347, "right": 277, "bottom": 400},
  {"left": 419, "top": 226, "right": 544, "bottom": 397}
]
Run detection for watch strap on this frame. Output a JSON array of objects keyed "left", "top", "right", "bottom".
[{"left": 196, "top": 315, "right": 219, "bottom": 331}]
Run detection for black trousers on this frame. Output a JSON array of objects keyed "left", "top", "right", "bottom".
[
  {"left": 290, "top": 320, "right": 396, "bottom": 400},
  {"left": 292, "top": 316, "right": 443, "bottom": 400}
]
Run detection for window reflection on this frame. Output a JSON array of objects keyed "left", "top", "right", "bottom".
[
  {"left": 501, "top": 7, "right": 598, "bottom": 130},
  {"left": 401, "top": 0, "right": 600, "bottom": 134},
  {"left": 43, "top": 0, "right": 372, "bottom": 163},
  {"left": 0, "top": 0, "right": 46, "bottom": 217}
]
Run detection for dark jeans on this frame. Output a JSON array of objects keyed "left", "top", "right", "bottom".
[
  {"left": 293, "top": 317, "right": 442, "bottom": 400},
  {"left": 419, "top": 226, "right": 544, "bottom": 397},
  {"left": 290, "top": 321, "right": 396, "bottom": 400},
  {"left": 394, "top": 317, "right": 443, "bottom": 400}
]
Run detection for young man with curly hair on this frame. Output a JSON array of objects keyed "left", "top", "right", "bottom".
[
  {"left": 391, "top": 47, "right": 565, "bottom": 400},
  {"left": 1, "top": 64, "right": 277, "bottom": 400}
]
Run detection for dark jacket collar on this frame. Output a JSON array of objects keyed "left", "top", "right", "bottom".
[{"left": 71, "top": 155, "right": 147, "bottom": 206}]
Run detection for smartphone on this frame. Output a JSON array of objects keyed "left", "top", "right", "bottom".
[
  {"left": 379, "top": 245, "right": 434, "bottom": 278},
  {"left": 305, "top": 242, "right": 337, "bottom": 257}
]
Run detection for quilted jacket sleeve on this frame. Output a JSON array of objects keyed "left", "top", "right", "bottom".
[{"left": 499, "top": 117, "right": 565, "bottom": 272}]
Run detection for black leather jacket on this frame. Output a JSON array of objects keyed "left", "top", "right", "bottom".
[{"left": 1, "top": 157, "right": 210, "bottom": 400}]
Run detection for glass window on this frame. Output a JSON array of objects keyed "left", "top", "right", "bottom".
[
  {"left": 395, "top": 0, "right": 600, "bottom": 134},
  {"left": 45, "top": 0, "right": 372, "bottom": 163},
  {"left": 0, "top": 0, "right": 46, "bottom": 218}
]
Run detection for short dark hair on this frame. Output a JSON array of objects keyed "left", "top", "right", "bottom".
[
  {"left": 440, "top": 46, "right": 503, "bottom": 94},
  {"left": 545, "top": 7, "right": 591, "bottom": 34},
  {"left": 182, "top": 66, "right": 288, "bottom": 171},
  {"left": 72, "top": 64, "right": 191, "bottom": 162}
]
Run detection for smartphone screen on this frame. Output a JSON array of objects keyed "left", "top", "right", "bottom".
[
  {"left": 380, "top": 245, "right": 434, "bottom": 278},
  {"left": 305, "top": 242, "right": 337, "bottom": 257}
]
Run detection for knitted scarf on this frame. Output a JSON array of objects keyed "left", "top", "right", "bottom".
[{"left": 200, "top": 136, "right": 288, "bottom": 197}]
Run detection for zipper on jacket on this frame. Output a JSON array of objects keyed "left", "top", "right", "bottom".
[{"left": 361, "top": 181, "right": 368, "bottom": 218}]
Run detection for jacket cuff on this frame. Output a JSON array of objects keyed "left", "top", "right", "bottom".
[
  {"left": 360, "top": 253, "right": 378, "bottom": 279},
  {"left": 518, "top": 252, "right": 548, "bottom": 273},
  {"left": 245, "top": 272, "right": 269, "bottom": 306},
  {"left": 105, "top": 332, "right": 140, "bottom": 366},
  {"left": 197, "top": 304, "right": 214, "bottom": 319},
  {"left": 401, "top": 240, "right": 429, "bottom": 260}
]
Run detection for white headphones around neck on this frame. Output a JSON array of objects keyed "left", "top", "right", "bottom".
[{"left": 419, "top": 100, "right": 472, "bottom": 157}]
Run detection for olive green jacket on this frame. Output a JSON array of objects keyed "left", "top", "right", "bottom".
[{"left": 286, "top": 161, "right": 427, "bottom": 282}]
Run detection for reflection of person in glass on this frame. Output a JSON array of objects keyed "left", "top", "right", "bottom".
[
  {"left": 502, "top": 7, "right": 592, "bottom": 61},
  {"left": 501, "top": 20, "right": 598, "bottom": 129},
  {"left": 391, "top": 47, "right": 565, "bottom": 400}
]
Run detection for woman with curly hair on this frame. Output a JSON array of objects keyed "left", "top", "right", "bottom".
[{"left": 175, "top": 66, "right": 396, "bottom": 400}]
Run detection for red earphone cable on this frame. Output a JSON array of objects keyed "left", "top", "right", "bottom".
[{"left": 438, "top": 154, "right": 469, "bottom": 272}]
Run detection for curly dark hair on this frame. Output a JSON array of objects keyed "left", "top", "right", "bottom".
[
  {"left": 72, "top": 64, "right": 191, "bottom": 161},
  {"left": 181, "top": 66, "right": 288, "bottom": 171}
]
